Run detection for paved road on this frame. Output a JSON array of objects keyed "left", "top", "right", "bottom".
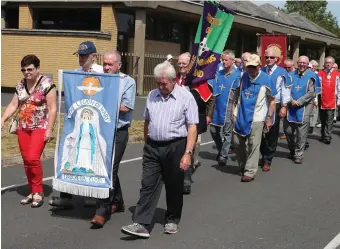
[{"left": 2, "top": 124, "right": 340, "bottom": 249}]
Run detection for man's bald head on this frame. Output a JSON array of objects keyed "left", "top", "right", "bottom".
[
  {"left": 297, "top": 56, "right": 309, "bottom": 73},
  {"left": 177, "top": 52, "right": 191, "bottom": 76}
]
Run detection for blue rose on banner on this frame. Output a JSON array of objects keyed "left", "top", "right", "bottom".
[{"left": 53, "top": 70, "right": 121, "bottom": 199}]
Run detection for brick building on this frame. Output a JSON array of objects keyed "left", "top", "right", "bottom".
[{"left": 2, "top": 1, "right": 340, "bottom": 94}]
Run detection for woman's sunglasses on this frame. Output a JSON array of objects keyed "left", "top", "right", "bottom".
[
  {"left": 21, "top": 67, "right": 35, "bottom": 73},
  {"left": 265, "top": 56, "right": 276, "bottom": 59}
]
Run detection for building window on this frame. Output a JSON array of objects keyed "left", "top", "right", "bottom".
[
  {"left": 34, "top": 8, "right": 101, "bottom": 31},
  {"left": 4, "top": 7, "right": 19, "bottom": 29},
  {"left": 146, "top": 15, "right": 185, "bottom": 43},
  {"left": 117, "top": 11, "right": 135, "bottom": 37}
]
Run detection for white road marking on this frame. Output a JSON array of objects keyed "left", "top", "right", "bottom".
[
  {"left": 324, "top": 233, "right": 340, "bottom": 249},
  {"left": 1, "top": 140, "right": 215, "bottom": 191}
]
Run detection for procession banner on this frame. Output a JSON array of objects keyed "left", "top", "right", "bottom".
[
  {"left": 185, "top": 0, "right": 235, "bottom": 101},
  {"left": 53, "top": 70, "right": 120, "bottom": 199},
  {"left": 260, "top": 34, "right": 287, "bottom": 67}
]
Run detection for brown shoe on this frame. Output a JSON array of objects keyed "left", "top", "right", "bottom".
[
  {"left": 241, "top": 175, "right": 254, "bottom": 182},
  {"left": 91, "top": 215, "right": 106, "bottom": 228},
  {"left": 111, "top": 203, "right": 125, "bottom": 214},
  {"left": 262, "top": 164, "right": 271, "bottom": 172},
  {"left": 280, "top": 135, "right": 286, "bottom": 139}
]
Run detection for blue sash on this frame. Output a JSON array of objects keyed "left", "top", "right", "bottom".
[
  {"left": 287, "top": 70, "right": 316, "bottom": 123},
  {"left": 234, "top": 71, "right": 275, "bottom": 136},
  {"left": 210, "top": 69, "right": 241, "bottom": 126}
]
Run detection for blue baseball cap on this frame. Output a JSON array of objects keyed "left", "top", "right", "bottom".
[{"left": 74, "top": 41, "right": 97, "bottom": 55}]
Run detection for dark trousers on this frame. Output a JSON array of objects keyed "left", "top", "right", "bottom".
[
  {"left": 95, "top": 127, "right": 129, "bottom": 216},
  {"left": 260, "top": 103, "right": 281, "bottom": 166},
  {"left": 60, "top": 127, "right": 129, "bottom": 205},
  {"left": 133, "top": 137, "right": 186, "bottom": 225},
  {"left": 183, "top": 134, "right": 199, "bottom": 188},
  {"left": 319, "top": 108, "right": 335, "bottom": 141}
]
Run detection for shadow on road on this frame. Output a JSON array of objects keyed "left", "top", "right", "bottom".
[
  {"left": 211, "top": 164, "right": 241, "bottom": 176},
  {"left": 1, "top": 184, "right": 53, "bottom": 197},
  {"left": 199, "top": 151, "right": 216, "bottom": 161}
]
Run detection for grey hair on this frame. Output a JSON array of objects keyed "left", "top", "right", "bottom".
[
  {"left": 284, "top": 59, "right": 294, "bottom": 64},
  {"left": 221, "top": 50, "right": 235, "bottom": 60},
  {"left": 179, "top": 52, "right": 191, "bottom": 60},
  {"left": 298, "top": 55, "right": 309, "bottom": 63},
  {"left": 154, "top": 62, "right": 176, "bottom": 80},
  {"left": 325, "top": 56, "right": 335, "bottom": 63},
  {"left": 310, "top": 60, "right": 319, "bottom": 67},
  {"left": 103, "top": 50, "right": 121, "bottom": 63},
  {"left": 241, "top": 52, "right": 251, "bottom": 61}
]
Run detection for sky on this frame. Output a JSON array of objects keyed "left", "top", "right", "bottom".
[{"left": 253, "top": 1, "right": 340, "bottom": 22}]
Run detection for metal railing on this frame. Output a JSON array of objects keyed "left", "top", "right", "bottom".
[{"left": 97, "top": 52, "right": 178, "bottom": 95}]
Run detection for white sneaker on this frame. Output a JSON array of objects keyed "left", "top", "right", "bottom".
[
  {"left": 316, "top": 123, "right": 321, "bottom": 128},
  {"left": 164, "top": 223, "right": 178, "bottom": 234}
]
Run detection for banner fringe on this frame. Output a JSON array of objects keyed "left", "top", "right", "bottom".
[{"left": 53, "top": 178, "right": 109, "bottom": 199}]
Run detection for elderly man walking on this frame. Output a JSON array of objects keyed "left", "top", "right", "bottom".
[
  {"left": 260, "top": 47, "right": 291, "bottom": 172},
  {"left": 232, "top": 54, "right": 277, "bottom": 182},
  {"left": 284, "top": 56, "right": 318, "bottom": 164},
  {"left": 121, "top": 62, "right": 198, "bottom": 238},
  {"left": 317, "top": 56, "right": 340, "bottom": 144}
]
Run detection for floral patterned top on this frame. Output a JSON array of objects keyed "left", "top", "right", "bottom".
[{"left": 15, "top": 75, "right": 56, "bottom": 130}]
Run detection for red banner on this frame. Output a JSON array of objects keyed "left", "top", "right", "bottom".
[{"left": 260, "top": 34, "right": 287, "bottom": 68}]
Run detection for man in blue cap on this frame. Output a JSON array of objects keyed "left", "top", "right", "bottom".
[
  {"left": 49, "top": 41, "right": 103, "bottom": 208},
  {"left": 74, "top": 41, "right": 103, "bottom": 73}
]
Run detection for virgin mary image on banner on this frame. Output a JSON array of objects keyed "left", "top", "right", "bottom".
[{"left": 61, "top": 106, "right": 108, "bottom": 177}]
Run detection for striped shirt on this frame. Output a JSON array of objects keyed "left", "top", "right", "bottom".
[{"left": 144, "top": 84, "right": 199, "bottom": 141}]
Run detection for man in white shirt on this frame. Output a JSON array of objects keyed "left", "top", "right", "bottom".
[{"left": 74, "top": 41, "right": 103, "bottom": 73}]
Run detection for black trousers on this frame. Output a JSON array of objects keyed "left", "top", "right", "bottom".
[
  {"left": 60, "top": 127, "right": 129, "bottom": 208},
  {"left": 319, "top": 108, "right": 335, "bottom": 141},
  {"left": 260, "top": 103, "right": 281, "bottom": 165},
  {"left": 95, "top": 127, "right": 129, "bottom": 216},
  {"left": 133, "top": 137, "right": 187, "bottom": 225}
]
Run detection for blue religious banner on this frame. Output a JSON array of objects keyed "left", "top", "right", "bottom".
[{"left": 53, "top": 70, "right": 120, "bottom": 198}]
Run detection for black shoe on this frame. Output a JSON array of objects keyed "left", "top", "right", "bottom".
[
  {"left": 294, "top": 158, "right": 303, "bottom": 164},
  {"left": 325, "top": 139, "right": 331, "bottom": 145},
  {"left": 305, "top": 142, "right": 309, "bottom": 150},
  {"left": 183, "top": 186, "right": 191, "bottom": 195},
  {"left": 308, "top": 127, "right": 314, "bottom": 134},
  {"left": 217, "top": 160, "right": 227, "bottom": 166}
]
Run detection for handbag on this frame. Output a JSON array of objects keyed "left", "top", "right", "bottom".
[{"left": 8, "top": 106, "right": 21, "bottom": 135}]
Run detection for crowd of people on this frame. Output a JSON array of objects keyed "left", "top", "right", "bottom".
[{"left": 1, "top": 40, "right": 340, "bottom": 238}]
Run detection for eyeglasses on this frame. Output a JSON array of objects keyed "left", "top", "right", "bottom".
[
  {"left": 21, "top": 67, "right": 35, "bottom": 73},
  {"left": 265, "top": 56, "right": 276, "bottom": 59}
]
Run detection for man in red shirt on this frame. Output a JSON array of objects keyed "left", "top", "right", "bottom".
[{"left": 318, "top": 56, "right": 340, "bottom": 144}]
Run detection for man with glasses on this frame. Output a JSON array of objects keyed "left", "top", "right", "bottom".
[
  {"left": 49, "top": 41, "right": 103, "bottom": 208},
  {"left": 74, "top": 41, "right": 103, "bottom": 73},
  {"left": 284, "top": 56, "right": 318, "bottom": 164},
  {"left": 317, "top": 56, "right": 340, "bottom": 144},
  {"left": 260, "top": 48, "right": 291, "bottom": 172},
  {"left": 232, "top": 54, "right": 277, "bottom": 182},
  {"left": 90, "top": 50, "right": 136, "bottom": 228},
  {"left": 284, "top": 59, "right": 295, "bottom": 73}
]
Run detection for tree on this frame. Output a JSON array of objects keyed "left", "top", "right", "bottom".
[{"left": 282, "top": 0, "right": 340, "bottom": 36}]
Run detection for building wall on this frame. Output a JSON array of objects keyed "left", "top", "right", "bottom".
[
  {"left": 1, "top": 34, "right": 114, "bottom": 87},
  {"left": 127, "top": 38, "right": 181, "bottom": 55},
  {"left": 1, "top": 3, "right": 118, "bottom": 88}
]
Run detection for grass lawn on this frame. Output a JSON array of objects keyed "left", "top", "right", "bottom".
[{"left": 1, "top": 107, "right": 144, "bottom": 158}]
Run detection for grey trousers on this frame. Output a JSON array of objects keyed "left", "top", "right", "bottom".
[
  {"left": 284, "top": 118, "right": 309, "bottom": 160},
  {"left": 210, "top": 119, "right": 233, "bottom": 163},
  {"left": 234, "top": 121, "right": 264, "bottom": 178},
  {"left": 320, "top": 109, "right": 335, "bottom": 141},
  {"left": 310, "top": 106, "right": 319, "bottom": 128}
]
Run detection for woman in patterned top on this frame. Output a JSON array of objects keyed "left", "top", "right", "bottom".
[{"left": 1, "top": 55, "right": 57, "bottom": 208}]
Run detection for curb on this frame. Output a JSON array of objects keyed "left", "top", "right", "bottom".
[{"left": 1, "top": 136, "right": 145, "bottom": 168}]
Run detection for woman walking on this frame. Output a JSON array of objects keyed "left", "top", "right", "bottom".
[{"left": 1, "top": 55, "right": 57, "bottom": 208}]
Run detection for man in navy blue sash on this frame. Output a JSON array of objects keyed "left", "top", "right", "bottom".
[
  {"left": 260, "top": 48, "right": 292, "bottom": 172},
  {"left": 209, "top": 50, "right": 241, "bottom": 166},
  {"left": 284, "top": 56, "right": 318, "bottom": 164},
  {"left": 232, "top": 54, "right": 277, "bottom": 182}
]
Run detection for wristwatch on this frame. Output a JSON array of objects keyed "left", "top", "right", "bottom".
[{"left": 185, "top": 150, "right": 193, "bottom": 155}]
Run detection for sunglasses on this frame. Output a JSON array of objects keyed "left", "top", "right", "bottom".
[
  {"left": 265, "top": 56, "right": 276, "bottom": 59},
  {"left": 21, "top": 67, "right": 35, "bottom": 73}
]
